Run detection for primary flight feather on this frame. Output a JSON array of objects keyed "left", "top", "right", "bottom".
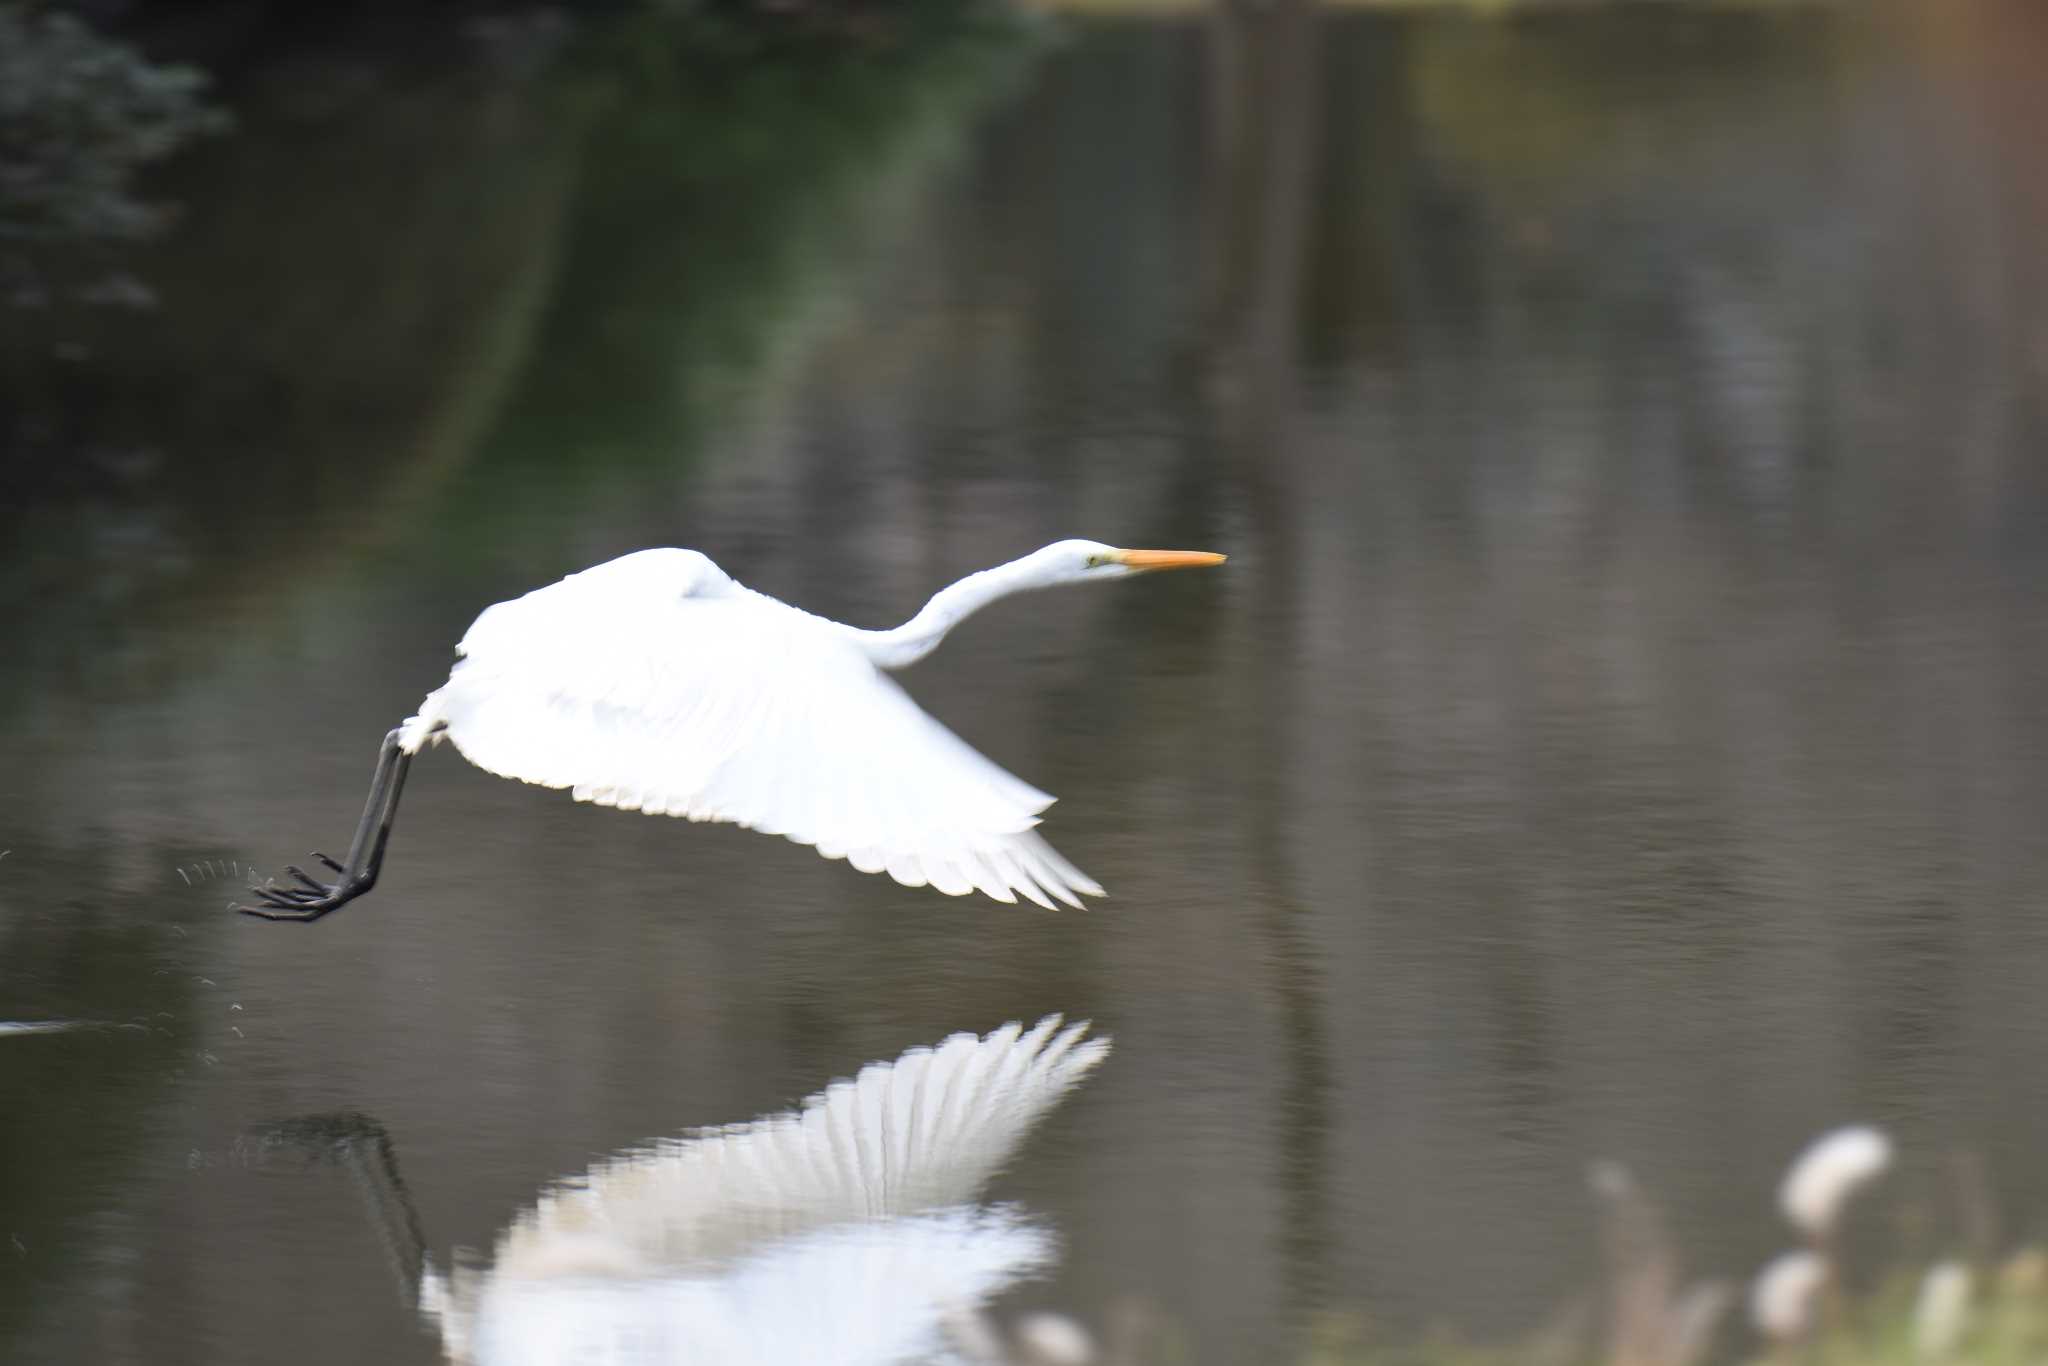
[{"left": 241, "top": 539, "right": 1224, "bottom": 920}]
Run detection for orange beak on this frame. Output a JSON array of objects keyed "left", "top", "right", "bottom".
[{"left": 1110, "top": 548, "right": 1228, "bottom": 571}]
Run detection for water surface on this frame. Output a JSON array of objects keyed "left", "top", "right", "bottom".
[{"left": 5, "top": 4, "right": 2048, "bottom": 1362}]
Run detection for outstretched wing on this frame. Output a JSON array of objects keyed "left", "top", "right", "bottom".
[
  {"left": 494, "top": 1015, "right": 1109, "bottom": 1274},
  {"left": 411, "top": 588, "right": 1102, "bottom": 908}
]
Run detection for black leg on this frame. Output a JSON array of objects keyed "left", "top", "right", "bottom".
[
  {"left": 247, "top": 1112, "right": 428, "bottom": 1306},
  {"left": 238, "top": 728, "right": 416, "bottom": 922},
  {"left": 358, "top": 733, "right": 414, "bottom": 889}
]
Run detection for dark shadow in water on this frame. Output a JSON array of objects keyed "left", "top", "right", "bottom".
[
  {"left": 1199, "top": 0, "right": 1336, "bottom": 1330},
  {"left": 0, "top": 835, "right": 213, "bottom": 1349},
  {"left": 0, "top": 6, "right": 1040, "bottom": 722}
]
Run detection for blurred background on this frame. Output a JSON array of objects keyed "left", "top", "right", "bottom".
[{"left": 4, "top": 0, "right": 2048, "bottom": 1361}]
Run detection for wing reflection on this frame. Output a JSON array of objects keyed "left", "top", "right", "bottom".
[{"left": 413, "top": 1015, "right": 1107, "bottom": 1364}]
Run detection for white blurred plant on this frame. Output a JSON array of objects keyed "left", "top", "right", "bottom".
[
  {"left": 997, "top": 1123, "right": 2048, "bottom": 1366},
  {"left": 1779, "top": 1127, "right": 1894, "bottom": 1244},
  {"left": 948, "top": 1307, "right": 1100, "bottom": 1366},
  {"left": 1749, "top": 1251, "right": 1829, "bottom": 1346},
  {"left": 1588, "top": 1160, "right": 1732, "bottom": 1366},
  {"left": 1013, "top": 1312, "right": 1099, "bottom": 1366},
  {"left": 1749, "top": 1124, "right": 1895, "bottom": 1351},
  {"left": 1912, "top": 1261, "right": 1972, "bottom": 1362}
]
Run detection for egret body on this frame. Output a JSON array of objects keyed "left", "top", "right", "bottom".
[{"left": 243, "top": 540, "right": 1223, "bottom": 920}]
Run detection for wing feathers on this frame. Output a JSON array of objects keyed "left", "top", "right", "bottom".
[
  {"left": 493, "top": 1017, "right": 1109, "bottom": 1278},
  {"left": 421, "top": 586, "right": 1101, "bottom": 907}
]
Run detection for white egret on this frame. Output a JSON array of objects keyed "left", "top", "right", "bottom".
[
  {"left": 241, "top": 540, "right": 1224, "bottom": 920},
  {"left": 268, "top": 1016, "right": 1109, "bottom": 1365}
]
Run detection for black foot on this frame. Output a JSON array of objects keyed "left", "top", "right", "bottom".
[{"left": 235, "top": 853, "right": 371, "bottom": 922}]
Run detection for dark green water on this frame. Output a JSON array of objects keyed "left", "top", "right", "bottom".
[{"left": 5, "top": 4, "right": 2048, "bottom": 1362}]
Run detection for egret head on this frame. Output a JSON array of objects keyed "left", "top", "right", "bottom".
[{"left": 1029, "top": 539, "right": 1228, "bottom": 586}]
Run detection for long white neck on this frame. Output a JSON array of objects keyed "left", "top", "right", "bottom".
[{"left": 852, "top": 555, "right": 1050, "bottom": 670}]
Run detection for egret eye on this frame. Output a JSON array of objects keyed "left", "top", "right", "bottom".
[{"left": 1085, "top": 554, "right": 1105, "bottom": 568}]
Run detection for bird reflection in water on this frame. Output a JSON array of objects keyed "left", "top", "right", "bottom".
[{"left": 261, "top": 1016, "right": 1108, "bottom": 1365}]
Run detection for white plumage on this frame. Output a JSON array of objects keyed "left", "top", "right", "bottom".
[
  {"left": 243, "top": 539, "right": 1220, "bottom": 921},
  {"left": 438, "top": 1212, "right": 1052, "bottom": 1366},
  {"left": 400, "top": 541, "right": 1223, "bottom": 909},
  {"left": 421, "top": 1015, "right": 1110, "bottom": 1366}
]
